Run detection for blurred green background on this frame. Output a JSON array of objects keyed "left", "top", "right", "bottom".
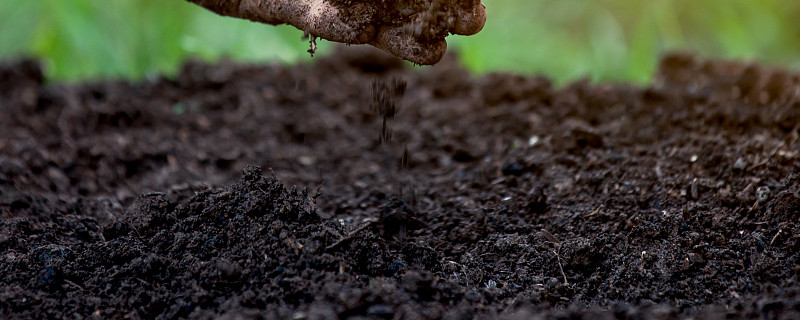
[{"left": 1, "top": 0, "right": 798, "bottom": 84}]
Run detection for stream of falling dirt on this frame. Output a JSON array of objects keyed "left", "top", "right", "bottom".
[{"left": 369, "top": 76, "right": 419, "bottom": 211}]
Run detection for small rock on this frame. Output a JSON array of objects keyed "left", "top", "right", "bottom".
[
  {"left": 465, "top": 290, "right": 482, "bottom": 302},
  {"left": 38, "top": 266, "right": 61, "bottom": 289},
  {"left": 756, "top": 186, "right": 771, "bottom": 203},
  {"left": 32, "top": 244, "right": 73, "bottom": 266},
  {"left": 733, "top": 157, "right": 747, "bottom": 171},
  {"left": 528, "top": 135, "right": 540, "bottom": 146},
  {"left": 298, "top": 156, "right": 315, "bottom": 166},
  {"left": 526, "top": 186, "right": 548, "bottom": 214},
  {"left": 366, "top": 304, "right": 394, "bottom": 318},
  {"left": 501, "top": 161, "right": 526, "bottom": 176},
  {"left": 452, "top": 149, "right": 476, "bottom": 162}
]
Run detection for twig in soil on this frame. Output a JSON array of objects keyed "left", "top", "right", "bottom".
[
  {"left": 134, "top": 277, "right": 152, "bottom": 287},
  {"left": 555, "top": 251, "right": 568, "bottom": 286},
  {"left": 63, "top": 279, "right": 84, "bottom": 291},
  {"left": 770, "top": 229, "right": 783, "bottom": 246},
  {"left": 584, "top": 205, "right": 602, "bottom": 217},
  {"left": 325, "top": 218, "right": 378, "bottom": 251},
  {"left": 748, "top": 201, "right": 759, "bottom": 213},
  {"left": 540, "top": 229, "right": 560, "bottom": 245},
  {"left": 312, "top": 179, "right": 327, "bottom": 200},
  {"left": 540, "top": 229, "right": 569, "bottom": 286},
  {"left": 503, "top": 295, "right": 522, "bottom": 314}
]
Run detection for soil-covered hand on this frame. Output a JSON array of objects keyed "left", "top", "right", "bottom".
[{"left": 187, "top": 0, "right": 486, "bottom": 65}]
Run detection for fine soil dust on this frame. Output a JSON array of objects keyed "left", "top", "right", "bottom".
[{"left": 1, "top": 49, "right": 800, "bottom": 319}]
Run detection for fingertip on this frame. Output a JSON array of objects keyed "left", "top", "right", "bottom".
[
  {"left": 371, "top": 26, "right": 447, "bottom": 65},
  {"left": 451, "top": 3, "right": 486, "bottom": 36}
]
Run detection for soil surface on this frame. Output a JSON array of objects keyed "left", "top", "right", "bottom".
[{"left": 2, "top": 48, "right": 800, "bottom": 319}]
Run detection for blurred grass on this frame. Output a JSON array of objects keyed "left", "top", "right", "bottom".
[
  {"left": 1, "top": 0, "right": 799, "bottom": 84},
  {"left": 0, "top": 0, "right": 317, "bottom": 81},
  {"left": 454, "top": 0, "right": 800, "bottom": 84}
]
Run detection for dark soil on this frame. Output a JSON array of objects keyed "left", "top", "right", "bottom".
[{"left": 2, "top": 49, "right": 800, "bottom": 319}]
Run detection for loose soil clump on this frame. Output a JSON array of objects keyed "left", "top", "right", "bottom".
[{"left": 2, "top": 49, "right": 800, "bottom": 319}]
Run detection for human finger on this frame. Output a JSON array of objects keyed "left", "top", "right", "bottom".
[
  {"left": 231, "top": 0, "right": 377, "bottom": 44},
  {"left": 449, "top": 1, "right": 486, "bottom": 36},
  {"left": 302, "top": 2, "right": 377, "bottom": 44}
]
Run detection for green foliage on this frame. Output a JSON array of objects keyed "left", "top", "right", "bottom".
[
  {"left": 453, "top": 0, "right": 800, "bottom": 84},
  {"left": 1, "top": 0, "right": 798, "bottom": 83},
  {"left": 0, "top": 0, "right": 318, "bottom": 81}
]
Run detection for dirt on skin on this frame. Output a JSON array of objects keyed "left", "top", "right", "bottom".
[
  {"left": 1, "top": 48, "right": 800, "bottom": 319},
  {"left": 337, "top": 0, "right": 482, "bottom": 40},
  {"left": 188, "top": 0, "right": 485, "bottom": 65}
]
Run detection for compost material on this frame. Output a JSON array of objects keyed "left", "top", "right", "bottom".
[{"left": 1, "top": 49, "right": 800, "bottom": 319}]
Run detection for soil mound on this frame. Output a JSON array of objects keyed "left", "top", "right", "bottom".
[{"left": 2, "top": 48, "right": 800, "bottom": 319}]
